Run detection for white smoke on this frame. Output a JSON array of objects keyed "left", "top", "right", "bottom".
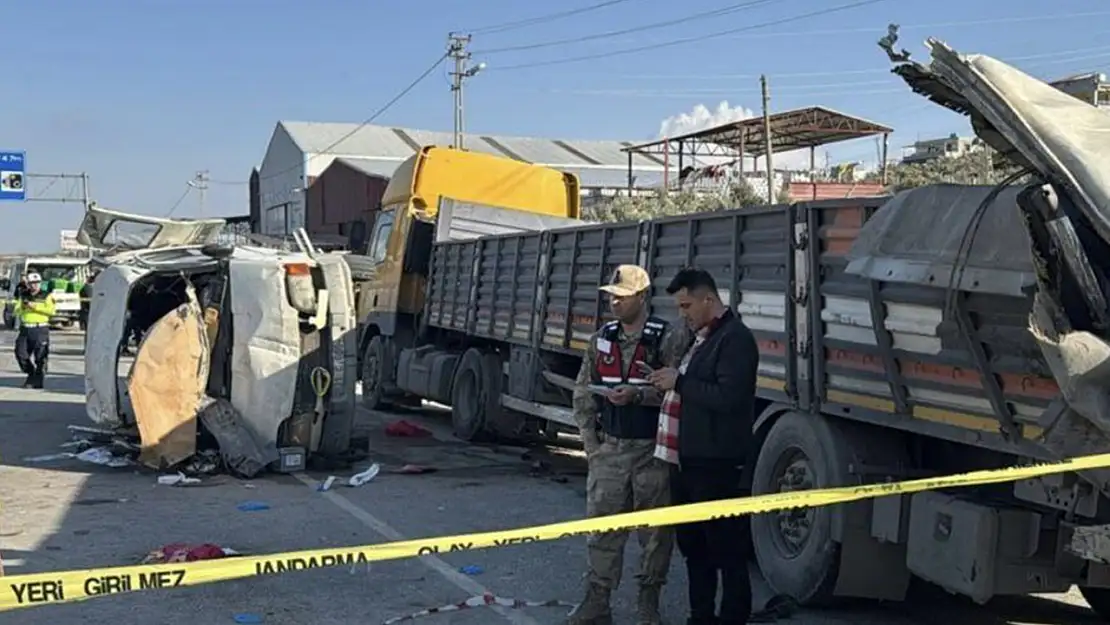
[{"left": 658, "top": 101, "right": 754, "bottom": 138}]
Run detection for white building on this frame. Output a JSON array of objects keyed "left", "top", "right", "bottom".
[
  {"left": 901, "top": 134, "right": 981, "bottom": 165},
  {"left": 256, "top": 121, "right": 672, "bottom": 235}
]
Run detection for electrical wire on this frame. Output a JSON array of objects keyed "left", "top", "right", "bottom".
[
  {"left": 488, "top": 0, "right": 888, "bottom": 71},
  {"left": 255, "top": 52, "right": 449, "bottom": 184},
  {"left": 465, "top": 0, "right": 640, "bottom": 36},
  {"left": 165, "top": 185, "right": 193, "bottom": 217},
  {"left": 474, "top": 0, "right": 783, "bottom": 55}
]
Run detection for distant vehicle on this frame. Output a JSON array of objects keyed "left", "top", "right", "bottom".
[
  {"left": 0, "top": 256, "right": 92, "bottom": 328},
  {"left": 78, "top": 205, "right": 359, "bottom": 471}
]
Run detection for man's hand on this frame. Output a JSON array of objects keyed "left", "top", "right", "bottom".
[
  {"left": 648, "top": 367, "right": 679, "bottom": 391},
  {"left": 607, "top": 385, "right": 639, "bottom": 406}
]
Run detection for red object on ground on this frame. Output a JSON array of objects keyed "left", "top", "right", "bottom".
[
  {"left": 143, "top": 543, "right": 228, "bottom": 564},
  {"left": 384, "top": 420, "right": 433, "bottom": 438}
]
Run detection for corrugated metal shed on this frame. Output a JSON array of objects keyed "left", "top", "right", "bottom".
[{"left": 278, "top": 121, "right": 669, "bottom": 188}]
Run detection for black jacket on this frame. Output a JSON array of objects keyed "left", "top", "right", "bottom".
[{"left": 674, "top": 309, "right": 758, "bottom": 463}]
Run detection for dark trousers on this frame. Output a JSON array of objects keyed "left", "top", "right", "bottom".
[
  {"left": 15, "top": 325, "right": 50, "bottom": 387},
  {"left": 671, "top": 460, "right": 752, "bottom": 624}
]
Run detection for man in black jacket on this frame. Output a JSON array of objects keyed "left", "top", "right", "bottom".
[{"left": 647, "top": 267, "right": 758, "bottom": 625}]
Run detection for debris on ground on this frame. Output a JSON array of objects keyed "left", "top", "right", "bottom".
[
  {"left": 381, "top": 593, "right": 575, "bottom": 624},
  {"left": 74, "top": 447, "right": 133, "bottom": 468},
  {"left": 141, "top": 543, "right": 240, "bottom": 564},
  {"left": 347, "top": 463, "right": 381, "bottom": 487},
  {"left": 384, "top": 420, "right": 432, "bottom": 438},
  {"left": 749, "top": 595, "right": 799, "bottom": 622},
  {"left": 158, "top": 472, "right": 202, "bottom": 486},
  {"left": 391, "top": 464, "right": 436, "bottom": 475},
  {"left": 458, "top": 564, "right": 483, "bottom": 575},
  {"left": 316, "top": 476, "right": 337, "bottom": 492},
  {"left": 236, "top": 501, "right": 270, "bottom": 512},
  {"left": 232, "top": 613, "right": 264, "bottom": 624}
]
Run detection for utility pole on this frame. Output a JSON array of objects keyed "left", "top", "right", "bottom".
[
  {"left": 80, "top": 173, "right": 92, "bottom": 257},
  {"left": 192, "top": 170, "right": 209, "bottom": 218},
  {"left": 760, "top": 75, "right": 774, "bottom": 204},
  {"left": 448, "top": 33, "right": 485, "bottom": 150}
]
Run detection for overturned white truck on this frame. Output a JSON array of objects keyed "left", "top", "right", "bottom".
[{"left": 78, "top": 206, "right": 359, "bottom": 474}]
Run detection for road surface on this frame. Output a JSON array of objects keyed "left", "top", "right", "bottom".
[{"left": 0, "top": 330, "right": 1099, "bottom": 624}]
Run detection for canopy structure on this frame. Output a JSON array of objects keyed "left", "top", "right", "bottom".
[{"left": 621, "top": 106, "right": 894, "bottom": 194}]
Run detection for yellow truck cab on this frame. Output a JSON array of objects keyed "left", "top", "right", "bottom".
[{"left": 353, "top": 145, "right": 582, "bottom": 408}]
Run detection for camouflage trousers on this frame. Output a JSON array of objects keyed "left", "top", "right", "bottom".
[{"left": 584, "top": 434, "right": 674, "bottom": 589}]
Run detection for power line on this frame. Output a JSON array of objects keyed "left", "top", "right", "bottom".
[
  {"left": 565, "top": 43, "right": 1110, "bottom": 86},
  {"left": 257, "top": 52, "right": 448, "bottom": 184},
  {"left": 466, "top": 0, "right": 640, "bottom": 36},
  {"left": 474, "top": 0, "right": 782, "bottom": 55},
  {"left": 489, "top": 0, "right": 888, "bottom": 71},
  {"left": 165, "top": 185, "right": 192, "bottom": 217}
]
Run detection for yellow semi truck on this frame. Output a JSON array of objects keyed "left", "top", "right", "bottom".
[{"left": 353, "top": 146, "right": 583, "bottom": 434}]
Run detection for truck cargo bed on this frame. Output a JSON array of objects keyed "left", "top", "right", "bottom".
[{"left": 424, "top": 194, "right": 1060, "bottom": 456}]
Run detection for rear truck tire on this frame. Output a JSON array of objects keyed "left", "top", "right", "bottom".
[
  {"left": 751, "top": 411, "right": 847, "bottom": 606},
  {"left": 450, "top": 348, "right": 501, "bottom": 442},
  {"left": 1080, "top": 586, "right": 1110, "bottom": 620},
  {"left": 361, "top": 335, "right": 390, "bottom": 410}
]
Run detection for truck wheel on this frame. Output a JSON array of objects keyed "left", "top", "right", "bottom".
[
  {"left": 361, "top": 336, "right": 389, "bottom": 410},
  {"left": 1080, "top": 586, "right": 1110, "bottom": 620},
  {"left": 751, "top": 412, "right": 848, "bottom": 606},
  {"left": 451, "top": 348, "right": 500, "bottom": 442}
]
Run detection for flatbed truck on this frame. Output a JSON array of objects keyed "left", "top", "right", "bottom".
[{"left": 350, "top": 43, "right": 1110, "bottom": 618}]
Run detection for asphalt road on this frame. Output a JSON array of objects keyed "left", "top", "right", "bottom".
[{"left": 0, "top": 330, "right": 1100, "bottom": 625}]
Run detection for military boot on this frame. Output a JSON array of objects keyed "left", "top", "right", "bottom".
[
  {"left": 636, "top": 583, "right": 664, "bottom": 625},
  {"left": 563, "top": 582, "right": 612, "bottom": 625}
]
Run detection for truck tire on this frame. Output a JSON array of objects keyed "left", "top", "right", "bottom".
[
  {"left": 361, "top": 336, "right": 389, "bottom": 410},
  {"left": 1079, "top": 586, "right": 1110, "bottom": 620},
  {"left": 751, "top": 412, "right": 849, "bottom": 606},
  {"left": 450, "top": 348, "right": 500, "bottom": 442}
]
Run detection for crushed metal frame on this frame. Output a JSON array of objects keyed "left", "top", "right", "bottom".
[{"left": 620, "top": 105, "right": 894, "bottom": 191}]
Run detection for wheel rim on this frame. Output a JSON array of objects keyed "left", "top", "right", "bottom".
[{"left": 768, "top": 446, "right": 817, "bottom": 559}]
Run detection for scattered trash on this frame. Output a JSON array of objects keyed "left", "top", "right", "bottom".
[
  {"left": 158, "top": 472, "right": 202, "bottom": 486},
  {"left": 22, "top": 453, "right": 74, "bottom": 464},
  {"left": 142, "top": 543, "right": 239, "bottom": 564},
  {"left": 384, "top": 420, "right": 432, "bottom": 438},
  {"left": 392, "top": 464, "right": 436, "bottom": 475},
  {"left": 381, "top": 593, "right": 575, "bottom": 624},
  {"left": 72, "top": 498, "right": 129, "bottom": 506},
  {"left": 236, "top": 501, "right": 270, "bottom": 512},
  {"left": 233, "top": 613, "right": 263, "bottom": 624},
  {"left": 458, "top": 565, "right": 483, "bottom": 576},
  {"left": 74, "top": 447, "right": 132, "bottom": 468},
  {"left": 348, "top": 463, "right": 381, "bottom": 487},
  {"left": 317, "top": 476, "right": 337, "bottom": 492}
]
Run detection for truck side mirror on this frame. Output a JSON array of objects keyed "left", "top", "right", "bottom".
[
  {"left": 0, "top": 278, "right": 10, "bottom": 291},
  {"left": 348, "top": 219, "right": 369, "bottom": 253}
]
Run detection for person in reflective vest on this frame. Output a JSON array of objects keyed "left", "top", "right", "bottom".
[
  {"left": 567, "top": 264, "right": 689, "bottom": 625},
  {"left": 14, "top": 272, "right": 55, "bottom": 388}
]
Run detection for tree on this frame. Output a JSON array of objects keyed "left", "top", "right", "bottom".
[
  {"left": 582, "top": 179, "right": 787, "bottom": 223},
  {"left": 872, "top": 147, "right": 1027, "bottom": 192}
]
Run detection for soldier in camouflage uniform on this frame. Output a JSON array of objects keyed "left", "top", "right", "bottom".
[{"left": 566, "top": 264, "right": 690, "bottom": 625}]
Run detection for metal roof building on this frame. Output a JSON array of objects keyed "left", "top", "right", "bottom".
[{"left": 255, "top": 121, "right": 670, "bottom": 235}]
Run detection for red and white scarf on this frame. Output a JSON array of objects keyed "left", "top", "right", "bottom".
[{"left": 654, "top": 333, "right": 706, "bottom": 465}]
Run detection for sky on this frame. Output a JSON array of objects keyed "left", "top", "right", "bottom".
[{"left": 3, "top": 0, "right": 1109, "bottom": 251}]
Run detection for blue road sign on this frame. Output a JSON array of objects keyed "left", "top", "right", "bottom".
[{"left": 0, "top": 150, "right": 26, "bottom": 201}]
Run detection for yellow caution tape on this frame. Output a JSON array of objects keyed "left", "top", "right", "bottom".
[{"left": 3, "top": 451, "right": 1110, "bottom": 611}]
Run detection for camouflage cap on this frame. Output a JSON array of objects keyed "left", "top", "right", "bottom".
[{"left": 599, "top": 264, "right": 650, "bottom": 297}]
